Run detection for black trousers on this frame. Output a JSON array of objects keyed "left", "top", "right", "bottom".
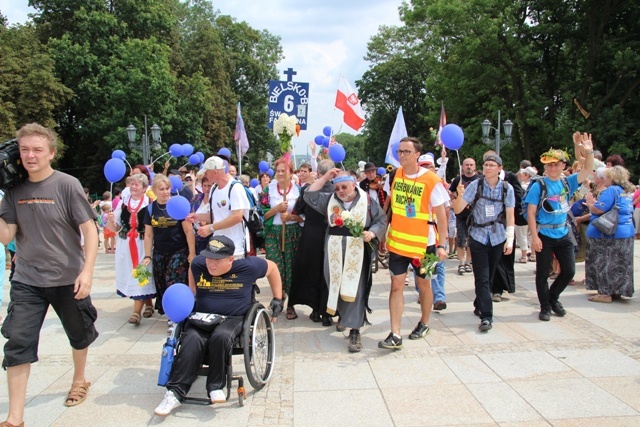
[
  {"left": 468, "top": 237, "right": 505, "bottom": 322},
  {"left": 534, "top": 233, "right": 575, "bottom": 310},
  {"left": 167, "top": 317, "right": 243, "bottom": 400}
]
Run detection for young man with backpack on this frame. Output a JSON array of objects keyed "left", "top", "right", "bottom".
[
  {"left": 453, "top": 154, "right": 515, "bottom": 332},
  {"left": 523, "top": 133, "right": 594, "bottom": 321}
]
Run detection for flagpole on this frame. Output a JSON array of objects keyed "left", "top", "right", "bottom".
[{"left": 236, "top": 102, "right": 242, "bottom": 176}]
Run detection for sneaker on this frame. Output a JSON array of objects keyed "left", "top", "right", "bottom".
[
  {"left": 336, "top": 323, "right": 346, "bottom": 332},
  {"left": 378, "top": 332, "right": 403, "bottom": 350},
  {"left": 457, "top": 264, "right": 465, "bottom": 275},
  {"left": 492, "top": 293, "right": 502, "bottom": 302},
  {"left": 433, "top": 301, "right": 447, "bottom": 311},
  {"left": 209, "top": 389, "right": 226, "bottom": 404},
  {"left": 408, "top": 322, "right": 430, "bottom": 340},
  {"left": 479, "top": 319, "right": 492, "bottom": 332},
  {"left": 155, "top": 390, "right": 181, "bottom": 416},
  {"left": 551, "top": 301, "right": 566, "bottom": 317},
  {"left": 464, "top": 264, "right": 473, "bottom": 273},
  {"left": 347, "top": 329, "right": 362, "bottom": 353},
  {"left": 539, "top": 309, "right": 551, "bottom": 321}
]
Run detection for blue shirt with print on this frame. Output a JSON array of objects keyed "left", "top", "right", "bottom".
[
  {"left": 586, "top": 185, "right": 634, "bottom": 239},
  {"left": 523, "top": 174, "right": 579, "bottom": 238},
  {"left": 462, "top": 178, "right": 515, "bottom": 246}
]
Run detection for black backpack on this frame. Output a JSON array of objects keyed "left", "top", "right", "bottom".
[
  {"left": 521, "top": 175, "right": 570, "bottom": 225},
  {"left": 466, "top": 178, "right": 509, "bottom": 229},
  {"left": 211, "top": 180, "right": 265, "bottom": 240}
]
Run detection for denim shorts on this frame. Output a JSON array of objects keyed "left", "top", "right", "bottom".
[
  {"left": 389, "top": 245, "right": 436, "bottom": 279},
  {"left": 1, "top": 282, "right": 99, "bottom": 368}
]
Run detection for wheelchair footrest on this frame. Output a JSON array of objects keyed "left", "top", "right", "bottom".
[{"left": 182, "top": 396, "right": 213, "bottom": 406}]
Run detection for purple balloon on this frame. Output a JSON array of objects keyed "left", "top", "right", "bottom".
[
  {"left": 169, "top": 175, "right": 183, "bottom": 192},
  {"left": 440, "top": 124, "right": 464, "bottom": 150},
  {"left": 181, "top": 144, "right": 194, "bottom": 157},
  {"left": 162, "top": 283, "right": 194, "bottom": 323},
  {"left": 111, "top": 150, "right": 126, "bottom": 160},
  {"left": 323, "top": 126, "right": 332, "bottom": 137},
  {"left": 166, "top": 195, "right": 190, "bottom": 220},
  {"left": 328, "top": 144, "right": 346, "bottom": 163},
  {"left": 169, "top": 144, "right": 182, "bottom": 157},
  {"left": 189, "top": 154, "right": 200, "bottom": 165},
  {"left": 104, "top": 158, "right": 126, "bottom": 183}
]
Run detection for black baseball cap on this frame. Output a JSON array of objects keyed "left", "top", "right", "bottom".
[{"left": 200, "top": 236, "right": 235, "bottom": 259}]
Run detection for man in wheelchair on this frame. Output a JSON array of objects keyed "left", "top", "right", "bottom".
[{"left": 155, "top": 236, "right": 283, "bottom": 416}]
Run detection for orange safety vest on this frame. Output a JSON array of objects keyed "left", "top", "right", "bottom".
[{"left": 387, "top": 167, "right": 440, "bottom": 258}]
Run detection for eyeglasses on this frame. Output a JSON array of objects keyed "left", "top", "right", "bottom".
[
  {"left": 397, "top": 150, "right": 415, "bottom": 156},
  {"left": 334, "top": 184, "right": 351, "bottom": 191}
]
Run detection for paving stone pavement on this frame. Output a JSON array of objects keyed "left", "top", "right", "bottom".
[{"left": 1, "top": 242, "right": 640, "bottom": 426}]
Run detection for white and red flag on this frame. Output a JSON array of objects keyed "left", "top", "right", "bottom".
[
  {"left": 435, "top": 101, "right": 446, "bottom": 146},
  {"left": 335, "top": 76, "right": 365, "bottom": 131}
]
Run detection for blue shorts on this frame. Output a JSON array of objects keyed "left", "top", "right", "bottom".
[{"left": 1, "top": 282, "right": 99, "bottom": 368}]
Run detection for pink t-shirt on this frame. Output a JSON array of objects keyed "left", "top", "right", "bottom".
[{"left": 633, "top": 189, "right": 640, "bottom": 208}]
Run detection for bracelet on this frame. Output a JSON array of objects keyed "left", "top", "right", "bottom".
[
  {"left": 209, "top": 224, "right": 214, "bottom": 233},
  {"left": 436, "top": 245, "right": 446, "bottom": 250},
  {"left": 143, "top": 256, "right": 151, "bottom": 261}
]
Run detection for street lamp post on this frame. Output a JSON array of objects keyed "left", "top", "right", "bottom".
[
  {"left": 481, "top": 110, "right": 513, "bottom": 156},
  {"left": 126, "top": 115, "right": 161, "bottom": 165}
]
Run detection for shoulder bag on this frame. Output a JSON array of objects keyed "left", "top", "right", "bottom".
[{"left": 591, "top": 191, "right": 619, "bottom": 235}]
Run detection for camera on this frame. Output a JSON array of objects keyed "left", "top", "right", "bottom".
[{"left": 0, "top": 138, "right": 27, "bottom": 191}]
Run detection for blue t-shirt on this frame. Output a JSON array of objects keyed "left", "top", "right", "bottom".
[
  {"left": 190, "top": 256, "right": 268, "bottom": 316},
  {"left": 523, "top": 174, "right": 579, "bottom": 238},
  {"left": 586, "top": 185, "right": 634, "bottom": 239}
]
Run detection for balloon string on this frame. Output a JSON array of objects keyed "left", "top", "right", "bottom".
[
  {"left": 341, "top": 161, "right": 345, "bottom": 171},
  {"left": 456, "top": 149, "right": 462, "bottom": 172},
  {"left": 151, "top": 152, "right": 171, "bottom": 165},
  {"left": 123, "top": 159, "right": 133, "bottom": 171}
]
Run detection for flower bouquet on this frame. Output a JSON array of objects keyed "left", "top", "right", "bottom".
[
  {"left": 273, "top": 113, "right": 299, "bottom": 156},
  {"left": 337, "top": 211, "right": 375, "bottom": 250},
  {"left": 132, "top": 263, "right": 152, "bottom": 287},
  {"left": 411, "top": 252, "right": 440, "bottom": 277}
]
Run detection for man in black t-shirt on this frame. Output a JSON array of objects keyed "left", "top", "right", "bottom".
[
  {"left": 449, "top": 158, "right": 480, "bottom": 275},
  {"left": 155, "top": 236, "right": 283, "bottom": 417}
]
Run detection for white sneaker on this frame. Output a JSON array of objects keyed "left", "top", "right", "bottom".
[
  {"left": 155, "top": 390, "right": 181, "bottom": 416},
  {"left": 209, "top": 389, "right": 226, "bottom": 404}
]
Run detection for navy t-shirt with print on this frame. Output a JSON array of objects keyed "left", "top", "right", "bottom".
[{"left": 190, "top": 256, "right": 268, "bottom": 316}]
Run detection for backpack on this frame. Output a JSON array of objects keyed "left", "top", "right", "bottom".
[
  {"left": 466, "top": 178, "right": 509, "bottom": 229},
  {"left": 211, "top": 180, "right": 264, "bottom": 239},
  {"left": 521, "top": 175, "right": 570, "bottom": 228}
]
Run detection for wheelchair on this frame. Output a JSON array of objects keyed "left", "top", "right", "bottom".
[{"left": 159, "top": 299, "right": 276, "bottom": 407}]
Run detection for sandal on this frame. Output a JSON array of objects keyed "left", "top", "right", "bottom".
[
  {"left": 0, "top": 421, "right": 24, "bottom": 427},
  {"left": 128, "top": 312, "right": 141, "bottom": 325},
  {"left": 286, "top": 307, "right": 298, "bottom": 320},
  {"left": 457, "top": 264, "right": 465, "bottom": 275},
  {"left": 527, "top": 254, "right": 536, "bottom": 262},
  {"left": 464, "top": 264, "right": 472, "bottom": 273},
  {"left": 516, "top": 257, "right": 528, "bottom": 264},
  {"left": 64, "top": 381, "right": 91, "bottom": 407},
  {"left": 142, "top": 305, "right": 154, "bottom": 318},
  {"left": 588, "top": 294, "right": 612, "bottom": 303}
]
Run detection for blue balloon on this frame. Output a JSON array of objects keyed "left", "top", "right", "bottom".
[
  {"left": 392, "top": 142, "right": 400, "bottom": 162},
  {"left": 323, "top": 126, "right": 332, "bottom": 137},
  {"left": 166, "top": 195, "right": 190, "bottom": 220},
  {"left": 169, "top": 144, "right": 182, "bottom": 157},
  {"left": 218, "top": 147, "right": 231, "bottom": 159},
  {"left": 321, "top": 136, "right": 330, "bottom": 148},
  {"left": 189, "top": 154, "right": 200, "bottom": 165},
  {"left": 169, "top": 175, "right": 183, "bottom": 192},
  {"left": 250, "top": 178, "right": 259, "bottom": 188},
  {"left": 258, "top": 161, "right": 269, "bottom": 173},
  {"left": 440, "top": 124, "right": 465, "bottom": 150},
  {"left": 104, "top": 158, "right": 126, "bottom": 183},
  {"left": 224, "top": 160, "right": 229, "bottom": 174},
  {"left": 196, "top": 151, "right": 205, "bottom": 163},
  {"left": 328, "top": 144, "right": 346, "bottom": 163},
  {"left": 111, "top": 150, "right": 126, "bottom": 160},
  {"left": 314, "top": 135, "right": 324, "bottom": 146},
  {"left": 181, "top": 144, "right": 194, "bottom": 157},
  {"left": 267, "top": 168, "right": 274, "bottom": 178},
  {"left": 377, "top": 167, "right": 386, "bottom": 176},
  {"left": 162, "top": 283, "right": 194, "bottom": 323}
]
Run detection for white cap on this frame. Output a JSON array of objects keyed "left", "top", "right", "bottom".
[
  {"left": 203, "top": 156, "right": 225, "bottom": 171},
  {"left": 418, "top": 153, "right": 435, "bottom": 166}
]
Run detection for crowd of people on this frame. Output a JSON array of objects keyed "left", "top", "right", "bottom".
[{"left": 0, "top": 122, "right": 637, "bottom": 424}]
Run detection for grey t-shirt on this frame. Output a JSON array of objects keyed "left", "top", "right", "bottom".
[{"left": 0, "top": 171, "right": 96, "bottom": 287}]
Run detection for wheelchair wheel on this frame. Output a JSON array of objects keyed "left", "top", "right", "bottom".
[{"left": 242, "top": 303, "right": 275, "bottom": 390}]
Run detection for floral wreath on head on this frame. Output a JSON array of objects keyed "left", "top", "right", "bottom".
[{"left": 540, "top": 148, "right": 571, "bottom": 164}]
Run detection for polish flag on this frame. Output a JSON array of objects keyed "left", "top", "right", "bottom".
[{"left": 335, "top": 76, "right": 365, "bottom": 131}]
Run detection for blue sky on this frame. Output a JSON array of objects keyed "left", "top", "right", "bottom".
[{"left": 1, "top": 0, "right": 403, "bottom": 156}]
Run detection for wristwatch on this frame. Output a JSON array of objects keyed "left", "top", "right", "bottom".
[
  {"left": 436, "top": 245, "right": 446, "bottom": 250},
  {"left": 209, "top": 224, "right": 215, "bottom": 233}
]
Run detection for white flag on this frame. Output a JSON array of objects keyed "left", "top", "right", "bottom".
[{"left": 385, "top": 107, "right": 407, "bottom": 167}]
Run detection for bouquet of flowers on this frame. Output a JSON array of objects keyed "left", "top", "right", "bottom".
[
  {"left": 273, "top": 113, "right": 299, "bottom": 155},
  {"left": 336, "top": 211, "right": 375, "bottom": 250},
  {"left": 132, "top": 263, "right": 152, "bottom": 287},
  {"left": 411, "top": 252, "right": 440, "bottom": 277}
]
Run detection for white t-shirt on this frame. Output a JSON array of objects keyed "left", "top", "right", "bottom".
[
  {"left": 267, "top": 181, "right": 300, "bottom": 225},
  {"left": 209, "top": 180, "right": 250, "bottom": 256},
  {"left": 383, "top": 168, "right": 449, "bottom": 245}
]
